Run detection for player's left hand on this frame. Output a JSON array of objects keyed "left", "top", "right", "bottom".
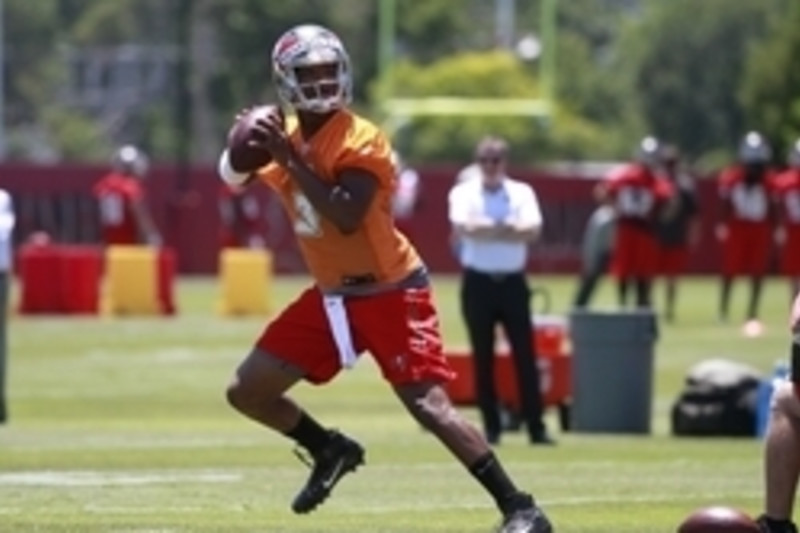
[{"left": 249, "top": 115, "right": 293, "bottom": 167}]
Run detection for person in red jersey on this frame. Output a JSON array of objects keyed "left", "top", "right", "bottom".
[
  {"left": 755, "top": 291, "right": 800, "bottom": 533},
  {"left": 216, "top": 24, "right": 552, "bottom": 533},
  {"left": 773, "top": 139, "right": 800, "bottom": 301},
  {"left": 654, "top": 145, "right": 700, "bottom": 323},
  {"left": 595, "top": 136, "right": 674, "bottom": 309},
  {"left": 93, "top": 145, "right": 161, "bottom": 246},
  {"left": 716, "top": 131, "right": 777, "bottom": 337},
  {"left": 218, "top": 183, "right": 265, "bottom": 249}
]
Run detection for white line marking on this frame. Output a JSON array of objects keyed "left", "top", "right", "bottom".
[
  {"left": 339, "top": 491, "right": 763, "bottom": 514},
  {"left": 0, "top": 470, "right": 241, "bottom": 487},
  {"left": 0, "top": 491, "right": 762, "bottom": 518}
]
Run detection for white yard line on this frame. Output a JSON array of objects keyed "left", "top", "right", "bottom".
[
  {"left": 0, "top": 491, "right": 761, "bottom": 517},
  {"left": 0, "top": 459, "right": 748, "bottom": 486},
  {"left": 0, "top": 470, "right": 241, "bottom": 487},
  {"left": 342, "top": 491, "right": 764, "bottom": 514}
]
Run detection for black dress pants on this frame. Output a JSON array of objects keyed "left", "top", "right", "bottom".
[
  {"left": 572, "top": 250, "right": 611, "bottom": 308},
  {"left": 460, "top": 268, "right": 545, "bottom": 441}
]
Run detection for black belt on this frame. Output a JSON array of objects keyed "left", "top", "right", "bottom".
[{"left": 464, "top": 268, "right": 524, "bottom": 282}]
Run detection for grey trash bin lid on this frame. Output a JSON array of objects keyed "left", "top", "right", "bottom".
[{"left": 568, "top": 308, "right": 658, "bottom": 344}]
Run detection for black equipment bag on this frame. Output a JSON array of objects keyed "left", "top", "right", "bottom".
[{"left": 671, "top": 359, "right": 762, "bottom": 437}]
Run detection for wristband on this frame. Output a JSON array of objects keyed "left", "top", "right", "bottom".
[{"left": 218, "top": 150, "right": 250, "bottom": 186}]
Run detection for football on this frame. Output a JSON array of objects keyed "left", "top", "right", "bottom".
[
  {"left": 227, "top": 104, "right": 285, "bottom": 172},
  {"left": 677, "top": 506, "right": 761, "bottom": 533}
]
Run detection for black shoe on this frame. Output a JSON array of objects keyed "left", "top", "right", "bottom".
[
  {"left": 529, "top": 429, "right": 556, "bottom": 446},
  {"left": 497, "top": 494, "right": 553, "bottom": 533},
  {"left": 291, "top": 430, "right": 365, "bottom": 514},
  {"left": 756, "top": 514, "right": 798, "bottom": 533},
  {"left": 500, "top": 406, "right": 523, "bottom": 432}
]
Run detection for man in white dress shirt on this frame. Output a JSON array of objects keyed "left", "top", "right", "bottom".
[
  {"left": 0, "top": 188, "right": 14, "bottom": 423},
  {"left": 448, "top": 136, "right": 553, "bottom": 446}
]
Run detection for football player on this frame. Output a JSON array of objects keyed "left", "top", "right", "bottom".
[
  {"left": 654, "top": 145, "right": 700, "bottom": 322},
  {"left": 773, "top": 139, "right": 800, "bottom": 301},
  {"left": 217, "top": 24, "right": 552, "bottom": 533},
  {"left": 93, "top": 145, "right": 161, "bottom": 246},
  {"left": 716, "top": 132, "right": 777, "bottom": 337},
  {"left": 756, "top": 291, "right": 800, "bottom": 533},
  {"left": 595, "top": 136, "right": 674, "bottom": 309}
]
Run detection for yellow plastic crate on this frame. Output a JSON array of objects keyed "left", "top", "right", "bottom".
[
  {"left": 103, "top": 246, "right": 161, "bottom": 315},
  {"left": 218, "top": 248, "right": 272, "bottom": 316}
]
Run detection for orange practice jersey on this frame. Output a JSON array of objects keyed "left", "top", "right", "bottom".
[{"left": 256, "top": 110, "right": 421, "bottom": 290}]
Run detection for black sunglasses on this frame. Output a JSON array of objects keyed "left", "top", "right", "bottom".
[{"left": 477, "top": 156, "right": 503, "bottom": 165}]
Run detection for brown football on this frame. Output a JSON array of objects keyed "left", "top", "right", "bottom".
[
  {"left": 677, "top": 506, "right": 761, "bottom": 533},
  {"left": 227, "top": 104, "right": 285, "bottom": 172}
]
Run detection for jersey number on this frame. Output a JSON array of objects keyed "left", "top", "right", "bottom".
[
  {"left": 99, "top": 194, "right": 125, "bottom": 225},
  {"left": 292, "top": 192, "right": 322, "bottom": 237},
  {"left": 731, "top": 184, "right": 767, "bottom": 221},
  {"left": 616, "top": 187, "right": 654, "bottom": 217},
  {"left": 785, "top": 190, "right": 800, "bottom": 223}
]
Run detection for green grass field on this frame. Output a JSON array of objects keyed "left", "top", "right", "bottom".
[{"left": 1, "top": 274, "right": 794, "bottom": 532}]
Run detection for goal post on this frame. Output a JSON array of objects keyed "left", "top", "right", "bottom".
[
  {"left": 382, "top": 97, "right": 552, "bottom": 117},
  {"left": 379, "top": 97, "right": 553, "bottom": 137},
  {"left": 376, "top": 0, "right": 558, "bottom": 135}
]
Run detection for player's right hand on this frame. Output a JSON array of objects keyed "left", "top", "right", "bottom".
[{"left": 250, "top": 113, "right": 292, "bottom": 166}]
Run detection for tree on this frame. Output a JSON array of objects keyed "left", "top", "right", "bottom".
[
  {"left": 624, "top": 0, "right": 773, "bottom": 164},
  {"left": 740, "top": 0, "right": 800, "bottom": 161},
  {"left": 372, "top": 51, "right": 618, "bottom": 164}
]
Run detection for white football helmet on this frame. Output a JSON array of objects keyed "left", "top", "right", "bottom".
[
  {"left": 788, "top": 138, "right": 800, "bottom": 168},
  {"left": 738, "top": 131, "right": 772, "bottom": 164},
  {"left": 112, "top": 144, "right": 149, "bottom": 178},
  {"left": 271, "top": 24, "right": 352, "bottom": 113},
  {"left": 635, "top": 136, "right": 661, "bottom": 169}
]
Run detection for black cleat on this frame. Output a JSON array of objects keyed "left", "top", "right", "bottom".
[
  {"left": 756, "top": 515, "right": 798, "bottom": 533},
  {"left": 497, "top": 494, "right": 553, "bottom": 533},
  {"left": 291, "top": 430, "right": 365, "bottom": 514},
  {"left": 529, "top": 429, "right": 557, "bottom": 446}
]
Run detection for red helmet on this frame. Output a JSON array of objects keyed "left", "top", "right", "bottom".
[{"left": 271, "top": 24, "right": 352, "bottom": 113}]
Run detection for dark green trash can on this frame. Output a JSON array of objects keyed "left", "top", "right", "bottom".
[{"left": 568, "top": 309, "right": 658, "bottom": 434}]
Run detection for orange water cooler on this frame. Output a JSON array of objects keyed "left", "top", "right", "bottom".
[{"left": 444, "top": 314, "right": 572, "bottom": 425}]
